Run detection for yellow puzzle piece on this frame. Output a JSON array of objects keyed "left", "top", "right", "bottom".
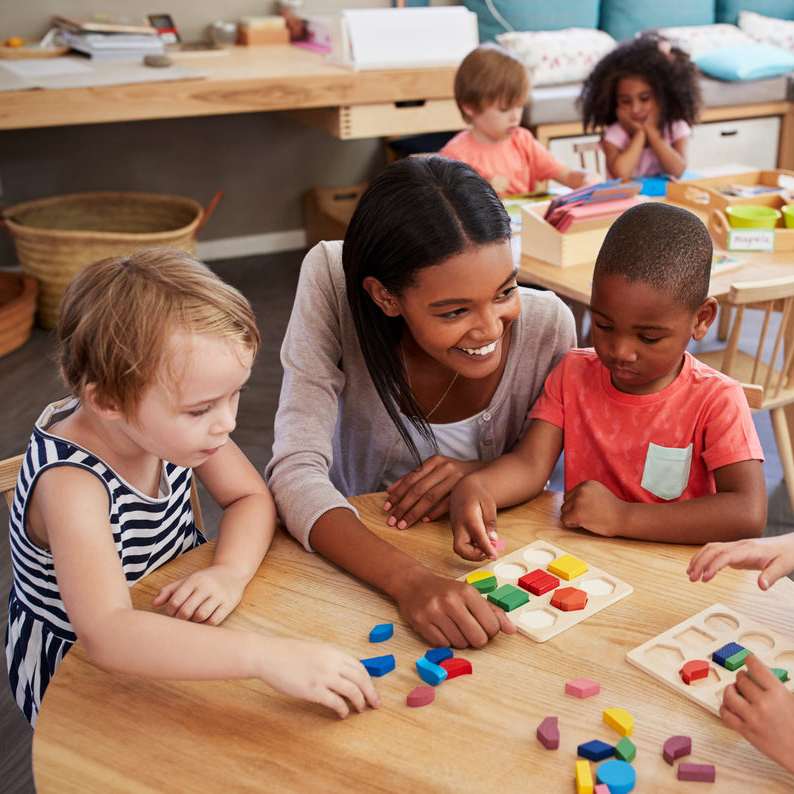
[
  {"left": 575, "top": 760, "right": 593, "bottom": 794},
  {"left": 466, "top": 571, "right": 495, "bottom": 584},
  {"left": 603, "top": 707, "right": 634, "bottom": 737},
  {"left": 548, "top": 553, "right": 588, "bottom": 581}
]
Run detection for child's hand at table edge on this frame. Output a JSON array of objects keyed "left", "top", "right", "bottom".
[
  {"left": 152, "top": 564, "right": 246, "bottom": 625},
  {"left": 560, "top": 481, "right": 623, "bottom": 537},
  {"left": 449, "top": 477, "right": 500, "bottom": 561},
  {"left": 687, "top": 535, "right": 794, "bottom": 590},
  {"left": 394, "top": 569, "right": 515, "bottom": 649},
  {"left": 258, "top": 637, "right": 381, "bottom": 719},
  {"left": 721, "top": 653, "right": 794, "bottom": 776}
]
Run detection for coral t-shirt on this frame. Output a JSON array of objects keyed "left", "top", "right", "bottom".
[
  {"left": 439, "top": 127, "right": 565, "bottom": 196},
  {"left": 602, "top": 119, "right": 691, "bottom": 178},
  {"left": 529, "top": 349, "right": 763, "bottom": 502}
]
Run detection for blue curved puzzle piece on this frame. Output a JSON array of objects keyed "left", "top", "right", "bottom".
[
  {"left": 360, "top": 654, "right": 395, "bottom": 677},
  {"left": 425, "top": 647, "right": 453, "bottom": 664},
  {"left": 416, "top": 656, "right": 448, "bottom": 686},
  {"left": 369, "top": 623, "right": 394, "bottom": 642}
]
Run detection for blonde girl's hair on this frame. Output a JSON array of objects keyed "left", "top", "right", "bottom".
[
  {"left": 57, "top": 247, "right": 260, "bottom": 417},
  {"left": 454, "top": 44, "right": 530, "bottom": 123}
]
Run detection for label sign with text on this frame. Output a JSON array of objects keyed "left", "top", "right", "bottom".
[{"left": 728, "top": 229, "right": 775, "bottom": 252}]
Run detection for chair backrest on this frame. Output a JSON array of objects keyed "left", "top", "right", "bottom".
[
  {"left": 0, "top": 452, "right": 204, "bottom": 532},
  {"left": 719, "top": 276, "right": 794, "bottom": 407},
  {"left": 573, "top": 139, "right": 605, "bottom": 176},
  {"left": 1, "top": 453, "right": 24, "bottom": 511}
]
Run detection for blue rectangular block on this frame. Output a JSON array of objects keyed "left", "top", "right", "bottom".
[{"left": 713, "top": 642, "right": 745, "bottom": 668}]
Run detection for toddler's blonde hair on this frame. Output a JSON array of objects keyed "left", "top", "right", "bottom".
[{"left": 58, "top": 247, "right": 260, "bottom": 418}]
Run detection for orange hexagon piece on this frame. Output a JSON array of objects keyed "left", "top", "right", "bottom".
[{"left": 550, "top": 586, "right": 588, "bottom": 611}]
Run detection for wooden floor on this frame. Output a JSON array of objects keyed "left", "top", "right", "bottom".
[
  {"left": 0, "top": 251, "right": 302, "bottom": 793},
  {"left": 1, "top": 249, "right": 793, "bottom": 792}
]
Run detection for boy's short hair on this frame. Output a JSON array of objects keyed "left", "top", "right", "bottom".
[
  {"left": 454, "top": 44, "right": 530, "bottom": 123},
  {"left": 58, "top": 247, "right": 260, "bottom": 418},
  {"left": 594, "top": 203, "right": 712, "bottom": 311}
]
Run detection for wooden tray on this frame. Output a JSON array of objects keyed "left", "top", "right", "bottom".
[
  {"left": 708, "top": 208, "right": 794, "bottom": 253},
  {"left": 0, "top": 43, "right": 69, "bottom": 59},
  {"left": 666, "top": 170, "right": 794, "bottom": 214}
]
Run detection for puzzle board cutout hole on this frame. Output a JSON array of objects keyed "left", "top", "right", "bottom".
[
  {"left": 494, "top": 562, "right": 528, "bottom": 581},
  {"left": 580, "top": 577, "right": 615, "bottom": 596},
  {"left": 674, "top": 627, "right": 715, "bottom": 648},
  {"left": 703, "top": 613, "right": 739, "bottom": 633},
  {"left": 519, "top": 609, "right": 558, "bottom": 630},
  {"left": 643, "top": 644, "right": 685, "bottom": 666},
  {"left": 522, "top": 547, "right": 556, "bottom": 566},
  {"left": 739, "top": 631, "right": 775, "bottom": 651}
]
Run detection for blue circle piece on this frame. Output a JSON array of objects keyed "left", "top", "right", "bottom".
[{"left": 597, "top": 759, "right": 635, "bottom": 794}]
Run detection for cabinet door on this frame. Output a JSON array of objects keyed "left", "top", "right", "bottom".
[{"left": 688, "top": 117, "right": 780, "bottom": 171}]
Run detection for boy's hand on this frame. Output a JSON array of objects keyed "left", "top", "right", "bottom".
[
  {"left": 560, "top": 480, "right": 623, "bottom": 536},
  {"left": 450, "top": 478, "right": 500, "bottom": 561},
  {"left": 394, "top": 570, "right": 515, "bottom": 649},
  {"left": 687, "top": 535, "right": 794, "bottom": 590},
  {"left": 383, "top": 456, "right": 484, "bottom": 529},
  {"left": 721, "top": 653, "right": 794, "bottom": 775},
  {"left": 152, "top": 564, "right": 245, "bottom": 625},
  {"left": 259, "top": 638, "right": 381, "bottom": 719}
]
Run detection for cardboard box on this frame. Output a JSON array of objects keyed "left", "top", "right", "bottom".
[
  {"left": 237, "top": 16, "right": 289, "bottom": 45},
  {"left": 520, "top": 203, "right": 619, "bottom": 267},
  {"left": 666, "top": 170, "right": 794, "bottom": 213},
  {"left": 303, "top": 183, "right": 367, "bottom": 248}
]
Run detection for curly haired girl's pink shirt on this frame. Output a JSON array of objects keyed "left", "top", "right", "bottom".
[{"left": 602, "top": 120, "right": 690, "bottom": 178}]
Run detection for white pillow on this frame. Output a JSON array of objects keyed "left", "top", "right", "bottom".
[
  {"left": 739, "top": 10, "right": 794, "bottom": 54},
  {"left": 657, "top": 23, "right": 755, "bottom": 60},
  {"left": 496, "top": 28, "right": 615, "bottom": 87}
]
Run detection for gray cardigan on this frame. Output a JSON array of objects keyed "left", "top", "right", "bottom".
[{"left": 265, "top": 241, "right": 576, "bottom": 550}]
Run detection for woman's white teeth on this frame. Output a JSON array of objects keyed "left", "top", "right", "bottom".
[{"left": 460, "top": 341, "right": 497, "bottom": 356}]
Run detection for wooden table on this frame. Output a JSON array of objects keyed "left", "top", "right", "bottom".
[
  {"left": 0, "top": 45, "right": 459, "bottom": 136},
  {"left": 32, "top": 491, "right": 794, "bottom": 792}
]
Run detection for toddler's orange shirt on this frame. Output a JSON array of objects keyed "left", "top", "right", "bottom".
[
  {"left": 439, "top": 127, "right": 564, "bottom": 196},
  {"left": 529, "top": 349, "right": 763, "bottom": 502}
]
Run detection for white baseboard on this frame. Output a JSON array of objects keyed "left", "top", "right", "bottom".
[{"left": 196, "top": 228, "right": 307, "bottom": 261}]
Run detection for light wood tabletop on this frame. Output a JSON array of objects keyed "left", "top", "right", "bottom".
[
  {"left": 32, "top": 490, "right": 794, "bottom": 792},
  {"left": 0, "top": 44, "right": 456, "bottom": 131}
]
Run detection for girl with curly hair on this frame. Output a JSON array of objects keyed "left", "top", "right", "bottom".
[{"left": 578, "top": 32, "right": 702, "bottom": 180}]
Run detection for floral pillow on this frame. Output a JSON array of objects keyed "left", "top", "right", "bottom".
[
  {"left": 496, "top": 28, "right": 616, "bottom": 87},
  {"left": 656, "top": 23, "right": 755, "bottom": 60},
  {"left": 739, "top": 10, "right": 794, "bottom": 53}
]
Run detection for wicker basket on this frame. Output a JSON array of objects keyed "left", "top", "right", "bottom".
[
  {"left": 0, "top": 191, "right": 207, "bottom": 329},
  {"left": 0, "top": 272, "right": 37, "bottom": 357}
]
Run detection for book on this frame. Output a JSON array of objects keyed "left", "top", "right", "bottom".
[
  {"left": 51, "top": 14, "right": 158, "bottom": 36},
  {"left": 56, "top": 29, "right": 164, "bottom": 59}
]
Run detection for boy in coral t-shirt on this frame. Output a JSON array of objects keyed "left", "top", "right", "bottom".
[
  {"left": 439, "top": 45, "right": 598, "bottom": 197},
  {"left": 450, "top": 203, "right": 766, "bottom": 557}
]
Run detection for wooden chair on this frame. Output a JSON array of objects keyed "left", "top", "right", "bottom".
[
  {"left": 1, "top": 453, "right": 204, "bottom": 532},
  {"left": 573, "top": 139, "right": 606, "bottom": 176},
  {"left": 695, "top": 275, "right": 794, "bottom": 512}
]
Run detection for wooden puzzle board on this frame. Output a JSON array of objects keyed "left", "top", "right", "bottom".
[
  {"left": 626, "top": 603, "right": 794, "bottom": 716},
  {"left": 458, "top": 540, "right": 633, "bottom": 642}
]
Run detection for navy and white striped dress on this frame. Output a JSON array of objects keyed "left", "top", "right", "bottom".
[{"left": 5, "top": 397, "right": 206, "bottom": 726}]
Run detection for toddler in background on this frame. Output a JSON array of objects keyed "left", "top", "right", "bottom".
[
  {"left": 5, "top": 248, "right": 379, "bottom": 725},
  {"left": 440, "top": 44, "right": 598, "bottom": 197},
  {"left": 688, "top": 535, "right": 794, "bottom": 774},
  {"left": 579, "top": 32, "right": 702, "bottom": 181},
  {"left": 450, "top": 203, "right": 766, "bottom": 559}
]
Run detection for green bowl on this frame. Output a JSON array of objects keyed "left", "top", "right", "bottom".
[
  {"left": 782, "top": 204, "right": 794, "bottom": 229},
  {"left": 726, "top": 205, "right": 781, "bottom": 229}
]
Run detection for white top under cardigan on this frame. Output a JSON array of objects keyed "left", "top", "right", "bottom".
[{"left": 265, "top": 240, "right": 576, "bottom": 551}]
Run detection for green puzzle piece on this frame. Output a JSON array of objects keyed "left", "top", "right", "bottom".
[
  {"left": 724, "top": 648, "right": 752, "bottom": 671},
  {"left": 487, "top": 583, "right": 529, "bottom": 612}
]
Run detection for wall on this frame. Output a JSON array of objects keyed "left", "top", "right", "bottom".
[{"left": 0, "top": 0, "right": 455, "bottom": 267}]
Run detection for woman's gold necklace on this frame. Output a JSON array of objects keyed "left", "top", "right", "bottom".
[{"left": 401, "top": 342, "right": 459, "bottom": 420}]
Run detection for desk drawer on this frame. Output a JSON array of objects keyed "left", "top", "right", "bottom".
[{"left": 287, "top": 99, "right": 464, "bottom": 140}]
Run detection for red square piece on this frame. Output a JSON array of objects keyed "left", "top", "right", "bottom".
[{"left": 517, "top": 569, "right": 546, "bottom": 591}]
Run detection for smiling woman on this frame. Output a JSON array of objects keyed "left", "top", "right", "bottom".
[{"left": 265, "top": 156, "right": 576, "bottom": 649}]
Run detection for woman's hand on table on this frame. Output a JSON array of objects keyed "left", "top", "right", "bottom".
[
  {"left": 151, "top": 564, "right": 246, "bottom": 625},
  {"left": 394, "top": 569, "right": 515, "bottom": 649},
  {"left": 383, "top": 456, "right": 485, "bottom": 529},
  {"left": 259, "top": 637, "right": 381, "bottom": 720},
  {"left": 687, "top": 535, "right": 794, "bottom": 590}
]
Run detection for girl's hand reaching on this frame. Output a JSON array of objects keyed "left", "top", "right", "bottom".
[
  {"left": 383, "top": 456, "right": 485, "bottom": 529},
  {"left": 152, "top": 564, "right": 246, "bottom": 625},
  {"left": 259, "top": 637, "right": 381, "bottom": 719},
  {"left": 687, "top": 535, "right": 794, "bottom": 590},
  {"left": 450, "top": 477, "right": 501, "bottom": 561}
]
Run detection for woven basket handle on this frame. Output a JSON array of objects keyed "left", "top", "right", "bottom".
[{"left": 194, "top": 190, "right": 224, "bottom": 237}]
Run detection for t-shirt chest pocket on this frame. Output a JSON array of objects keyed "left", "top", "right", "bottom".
[{"left": 640, "top": 442, "right": 693, "bottom": 501}]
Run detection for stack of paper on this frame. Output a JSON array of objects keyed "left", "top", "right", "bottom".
[
  {"left": 544, "top": 180, "right": 643, "bottom": 232},
  {"left": 52, "top": 15, "right": 164, "bottom": 59}
]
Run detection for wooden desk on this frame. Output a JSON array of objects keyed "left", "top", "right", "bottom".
[
  {"left": 0, "top": 45, "right": 460, "bottom": 137},
  {"left": 32, "top": 491, "right": 794, "bottom": 792}
]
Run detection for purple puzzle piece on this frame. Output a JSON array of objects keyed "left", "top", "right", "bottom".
[
  {"left": 663, "top": 735, "right": 691, "bottom": 765},
  {"left": 678, "top": 763, "right": 716, "bottom": 782},
  {"left": 537, "top": 716, "right": 559, "bottom": 750}
]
